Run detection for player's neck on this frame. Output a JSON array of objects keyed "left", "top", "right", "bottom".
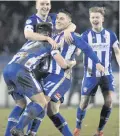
[
  {"left": 92, "top": 27, "right": 104, "bottom": 33},
  {"left": 36, "top": 13, "right": 48, "bottom": 22}
]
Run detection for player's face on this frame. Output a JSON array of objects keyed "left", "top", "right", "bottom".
[
  {"left": 56, "top": 13, "right": 71, "bottom": 30},
  {"left": 90, "top": 12, "right": 104, "bottom": 30},
  {"left": 36, "top": 0, "right": 51, "bottom": 16}
]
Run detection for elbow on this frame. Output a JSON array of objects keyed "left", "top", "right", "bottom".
[
  {"left": 24, "top": 33, "right": 30, "bottom": 40},
  {"left": 24, "top": 34, "right": 29, "bottom": 40},
  {"left": 24, "top": 31, "right": 32, "bottom": 40}
]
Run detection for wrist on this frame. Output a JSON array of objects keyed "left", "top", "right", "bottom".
[{"left": 45, "top": 36, "right": 50, "bottom": 41}]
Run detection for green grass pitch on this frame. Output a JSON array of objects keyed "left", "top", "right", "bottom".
[{"left": 0, "top": 107, "right": 119, "bottom": 136}]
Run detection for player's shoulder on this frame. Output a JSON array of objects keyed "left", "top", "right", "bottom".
[
  {"left": 48, "top": 13, "right": 56, "bottom": 18},
  {"left": 27, "top": 14, "right": 36, "bottom": 19},
  {"left": 104, "top": 28, "right": 117, "bottom": 40},
  {"left": 104, "top": 28, "right": 115, "bottom": 35},
  {"left": 25, "top": 14, "right": 37, "bottom": 23},
  {"left": 81, "top": 29, "right": 91, "bottom": 36}
]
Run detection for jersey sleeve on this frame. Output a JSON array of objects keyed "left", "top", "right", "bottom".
[
  {"left": 111, "top": 32, "right": 119, "bottom": 48},
  {"left": 24, "top": 16, "right": 36, "bottom": 32},
  {"left": 80, "top": 31, "right": 88, "bottom": 43},
  {"left": 51, "top": 49, "right": 60, "bottom": 57},
  {"left": 72, "top": 33, "right": 100, "bottom": 64}
]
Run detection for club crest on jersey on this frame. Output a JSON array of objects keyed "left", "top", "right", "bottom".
[{"left": 26, "top": 19, "right": 32, "bottom": 24}]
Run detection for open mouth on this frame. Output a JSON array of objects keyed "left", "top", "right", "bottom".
[
  {"left": 93, "top": 22, "right": 99, "bottom": 25},
  {"left": 42, "top": 9, "right": 48, "bottom": 12}
]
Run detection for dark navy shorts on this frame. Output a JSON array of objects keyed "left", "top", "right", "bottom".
[
  {"left": 3, "top": 63, "right": 43, "bottom": 100},
  {"left": 43, "top": 73, "right": 71, "bottom": 102},
  {"left": 81, "top": 75, "right": 115, "bottom": 96}
]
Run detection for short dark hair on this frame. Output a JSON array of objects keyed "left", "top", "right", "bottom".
[
  {"left": 36, "top": 22, "right": 52, "bottom": 36},
  {"left": 58, "top": 8, "right": 72, "bottom": 19}
]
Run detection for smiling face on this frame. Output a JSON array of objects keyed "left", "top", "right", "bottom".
[
  {"left": 36, "top": 0, "right": 51, "bottom": 16},
  {"left": 89, "top": 7, "right": 105, "bottom": 32},
  {"left": 56, "top": 12, "right": 71, "bottom": 31}
]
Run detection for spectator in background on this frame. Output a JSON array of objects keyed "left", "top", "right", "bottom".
[{"left": 0, "top": 1, "right": 119, "bottom": 54}]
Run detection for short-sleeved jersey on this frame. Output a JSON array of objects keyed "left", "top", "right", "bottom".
[
  {"left": 48, "top": 32, "right": 100, "bottom": 78},
  {"left": 81, "top": 29, "right": 119, "bottom": 77},
  {"left": 8, "top": 41, "right": 55, "bottom": 71},
  {"left": 24, "top": 13, "right": 56, "bottom": 37}
]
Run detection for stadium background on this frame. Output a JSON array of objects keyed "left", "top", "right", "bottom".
[{"left": 0, "top": 1, "right": 119, "bottom": 107}]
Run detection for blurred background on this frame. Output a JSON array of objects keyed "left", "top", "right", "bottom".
[{"left": 0, "top": 1, "right": 119, "bottom": 107}]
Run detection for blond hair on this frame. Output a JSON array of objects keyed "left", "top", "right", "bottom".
[{"left": 89, "top": 7, "right": 105, "bottom": 16}]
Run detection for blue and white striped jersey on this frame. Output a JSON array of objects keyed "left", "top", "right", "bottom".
[
  {"left": 48, "top": 32, "right": 100, "bottom": 77},
  {"left": 24, "top": 13, "right": 56, "bottom": 37},
  {"left": 8, "top": 41, "right": 54, "bottom": 71},
  {"left": 81, "top": 28, "right": 119, "bottom": 77}
]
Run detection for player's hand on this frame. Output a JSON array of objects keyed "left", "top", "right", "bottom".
[
  {"left": 96, "top": 63, "right": 105, "bottom": 73},
  {"left": 47, "top": 37, "right": 58, "bottom": 49},
  {"left": 64, "top": 30, "right": 73, "bottom": 44},
  {"left": 66, "top": 60, "right": 76, "bottom": 68}
]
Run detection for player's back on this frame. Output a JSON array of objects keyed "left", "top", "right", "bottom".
[
  {"left": 81, "top": 28, "right": 117, "bottom": 77},
  {"left": 8, "top": 40, "right": 51, "bottom": 71}
]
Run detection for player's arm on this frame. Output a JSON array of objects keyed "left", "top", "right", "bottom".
[
  {"left": 113, "top": 44, "right": 120, "bottom": 67},
  {"left": 24, "top": 20, "right": 57, "bottom": 49},
  {"left": 111, "top": 32, "right": 120, "bottom": 67},
  {"left": 51, "top": 50, "right": 76, "bottom": 69},
  {"left": 24, "top": 30, "right": 58, "bottom": 49},
  {"left": 72, "top": 33, "right": 105, "bottom": 72},
  {"left": 24, "top": 30, "right": 48, "bottom": 41},
  {"left": 65, "top": 22, "right": 76, "bottom": 32}
]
